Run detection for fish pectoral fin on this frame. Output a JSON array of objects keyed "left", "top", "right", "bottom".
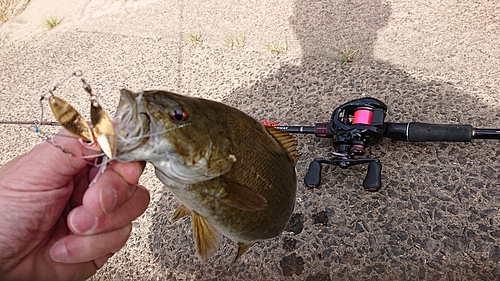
[
  {"left": 171, "top": 204, "right": 191, "bottom": 221},
  {"left": 220, "top": 179, "right": 267, "bottom": 211},
  {"left": 234, "top": 242, "right": 255, "bottom": 262},
  {"left": 192, "top": 211, "right": 222, "bottom": 262}
]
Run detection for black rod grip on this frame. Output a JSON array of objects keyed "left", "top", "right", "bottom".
[
  {"left": 408, "top": 122, "right": 473, "bottom": 142},
  {"left": 363, "top": 161, "right": 382, "bottom": 192},
  {"left": 384, "top": 122, "right": 473, "bottom": 142},
  {"left": 304, "top": 161, "right": 322, "bottom": 188}
]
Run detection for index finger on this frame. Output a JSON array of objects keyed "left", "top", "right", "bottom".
[
  {"left": 107, "top": 161, "right": 146, "bottom": 185},
  {"left": 0, "top": 130, "right": 102, "bottom": 192}
]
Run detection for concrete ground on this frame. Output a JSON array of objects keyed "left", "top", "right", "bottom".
[{"left": 1, "top": 0, "right": 500, "bottom": 280}]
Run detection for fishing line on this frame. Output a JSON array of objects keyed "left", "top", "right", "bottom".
[{"left": 124, "top": 123, "right": 192, "bottom": 141}]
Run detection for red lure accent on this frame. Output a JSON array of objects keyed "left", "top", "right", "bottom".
[{"left": 262, "top": 120, "right": 279, "bottom": 126}]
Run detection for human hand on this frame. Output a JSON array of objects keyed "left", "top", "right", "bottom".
[{"left": 0, "top": 131, "right": 150, "bottom": 281}]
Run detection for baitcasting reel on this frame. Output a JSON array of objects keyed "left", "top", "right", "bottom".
[{"left": 302, "top": 98, "right": 387, "bottom": 192}]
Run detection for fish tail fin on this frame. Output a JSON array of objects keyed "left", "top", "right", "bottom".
[
  {"left": 233, "top": 242, "right": 255, "bottom": 263},
  {"left": 192, "top": 211, "right": 223, "bottom": 262},
  {"left": 171, "top": 204, "right": 191, "bottom": 221}
]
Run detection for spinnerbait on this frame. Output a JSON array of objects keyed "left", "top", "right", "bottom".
[{"left": 38, "top": 70, "right": 115, "bottom": 159}]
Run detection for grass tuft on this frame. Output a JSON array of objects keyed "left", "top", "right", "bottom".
[
  {"left": 184, "top": 32, "right": 203, "bottom": 45},
  {"left": 267, "top": 36, "right": 288, "bottom": 55},
  {"left": 333, "top": 45, "right": 359, "bottom": 66},
  {"left": 42, "top": 14, "right": 60, "bottom": 30},
  {"left": 223, "top": 32, "right": 245, "bottom": 50}
]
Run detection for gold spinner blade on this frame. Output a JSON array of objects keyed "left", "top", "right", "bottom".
[
  {"left": 45, "top": 71, "right": 116, "bottom": 159},
  {"left": 48, "top": 95, "right": 93, "bottom": 142},
  {"left": 90, "top": 99, "right": 115, "bottom": 159}
]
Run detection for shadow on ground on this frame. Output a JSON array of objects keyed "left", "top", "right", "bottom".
[{"left": 146, "top": 0, "right": 500, "bottom": 280}]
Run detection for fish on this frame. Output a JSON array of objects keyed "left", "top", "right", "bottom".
[{"left": 113, "top": 89, "right": 300, "bottom": 262}]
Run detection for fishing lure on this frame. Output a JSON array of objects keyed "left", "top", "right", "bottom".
[{"left": 38, "top": 70, "right": 115, "bottom": 159}]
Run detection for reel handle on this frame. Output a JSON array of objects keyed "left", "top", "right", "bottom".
[
  {"left": 304, "top": 161, "right": 322, "bottom": 188},
  {"left": 363, "top": 161, "right": 382, "bottom": 192}
]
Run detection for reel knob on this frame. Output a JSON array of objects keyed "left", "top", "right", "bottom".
[
  {"left": 363, "top": 161, "right": 382, "bottom": 192},
  {"left": 304, "top": 161, "right": 322, "bottom": 188}
]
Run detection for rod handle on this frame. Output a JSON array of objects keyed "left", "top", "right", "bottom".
[{"left": 385, "top": 122, "right": 473, "bottom": 142}]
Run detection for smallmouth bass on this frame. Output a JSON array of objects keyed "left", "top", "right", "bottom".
[{"left": 113, "top": 89, "right": 300, "bottom": 262}]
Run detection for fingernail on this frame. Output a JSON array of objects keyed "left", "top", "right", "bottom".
[
  {"left": 50, "top": 242, "right": 68, "bottom": 262},
  {"left": 70, "top": 208, "right": 98, "bottom": 234},
  {"left": 100, "top": 187, "right": 117, "bottom": 214}
]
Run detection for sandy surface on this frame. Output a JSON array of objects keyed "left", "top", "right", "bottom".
[{"left": 1, "top": 0, "right": 500, "bottom": 280}]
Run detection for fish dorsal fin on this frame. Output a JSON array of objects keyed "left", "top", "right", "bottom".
[
  {"left": 172, "top": 204, "right": 191, "bottom": 221},
  {"left": 234, "top": 242, "right": 255, "bottom": 262},
  {"left": 191, "top": 211, "right": 223, "bottom": 262},
  {"left": 265, "top": 126, "right": 301, "bottom": 165},
  {"left": 220, "top": 178, "right": 267, "bottom": 211}
]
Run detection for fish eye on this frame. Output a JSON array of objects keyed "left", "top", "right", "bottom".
[{"left": 170, "top": 106, "right": 189, "bottom": 122}]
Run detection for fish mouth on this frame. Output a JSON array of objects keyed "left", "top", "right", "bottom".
[{"left": 113, "top": 89, "right": 152, "bottom": 159}]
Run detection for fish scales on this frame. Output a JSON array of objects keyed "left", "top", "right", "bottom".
[{"left": 194, "top": 104, "right": 296, "bottom": 239}]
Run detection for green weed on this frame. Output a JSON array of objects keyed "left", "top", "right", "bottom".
[
  {"left": 267, "top": 36, "right": 288, "bottom": 55},
  {"left": 184, "top": 32, "right": 203, "bottom": 45},
  {"left": 42, "top": 14, "right": 60, "bottom": 30},
  {"left": 223, "top": 32, "right": 245, "bottom": 50},
  {"left": 333, "top": 45, "right": 359, "bottom": 66}
]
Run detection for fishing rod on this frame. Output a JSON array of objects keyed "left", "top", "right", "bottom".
[
  {"left": 0, "top": 121, "right": 61, "bottom": 126},
  {"left": 270, "top": 97, "right": 500, "bottom": 192}
]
